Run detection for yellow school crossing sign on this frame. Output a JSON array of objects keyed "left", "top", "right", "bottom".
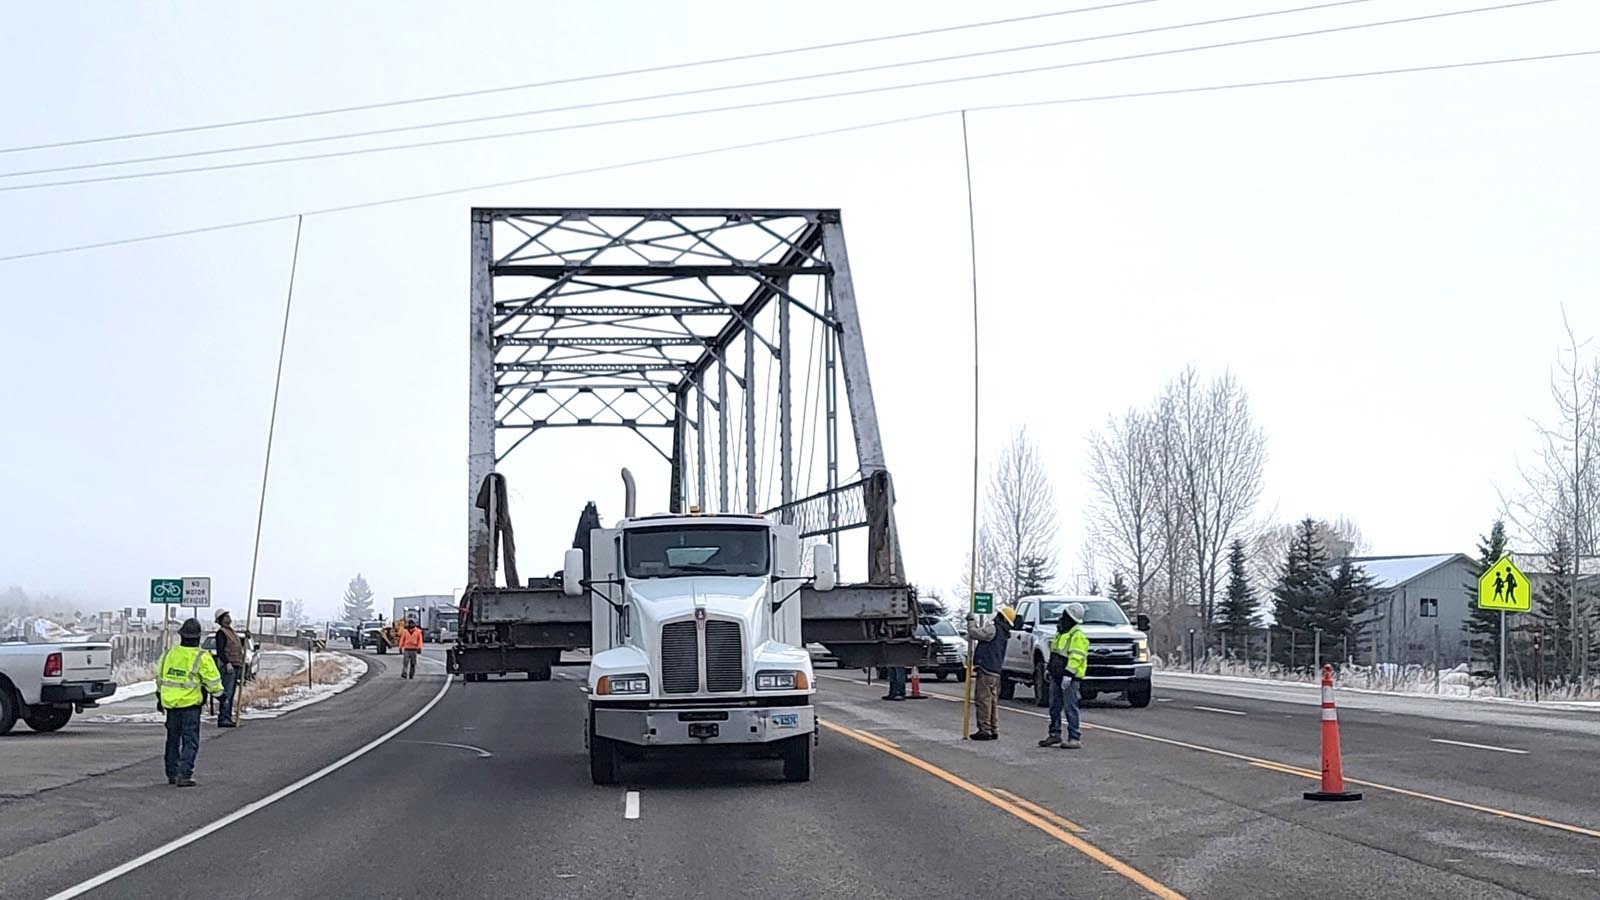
[{"left": 1477, "top": 556, "right": 1531, "bottom": 612}]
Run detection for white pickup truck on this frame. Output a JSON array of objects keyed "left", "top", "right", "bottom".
[
  {"left": 0, "top": 640, "right": 117, "bottom": 734},
  {"left": 1000, "top": 595, "right": 1153, "bottom": 709}
]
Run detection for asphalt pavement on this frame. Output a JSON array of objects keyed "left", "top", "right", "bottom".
[{"left": 6, "top": 653, "right": 1598, "bottom": 900}]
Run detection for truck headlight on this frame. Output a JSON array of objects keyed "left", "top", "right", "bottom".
[
  {"left": 1134, "top": 639, "right": 1149, "bottom": 662},
  {"left": 756, "top": 670, "right": 809, "bottom": 691},
  {"left": 597, "top": 674, "right": 649, "bottom": 695}
]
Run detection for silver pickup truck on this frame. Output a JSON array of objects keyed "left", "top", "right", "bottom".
[{"left": 0, "top": 641, "right": 117, "bottom": 734}]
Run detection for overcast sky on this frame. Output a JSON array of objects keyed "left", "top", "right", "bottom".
[{"left": 2, "top": 0, "right": 1597, "bottom": 620}]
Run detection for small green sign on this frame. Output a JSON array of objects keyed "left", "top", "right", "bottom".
[
  {"left": 150, "top": 579, "right": 183, "bottom": 604},
  {"left": 973, "top": 591, "right": 994, "bottom": 615}
]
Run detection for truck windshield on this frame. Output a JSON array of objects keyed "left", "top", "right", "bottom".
[
  {"left": 624, "top": 525, "right": 770, "bottom": 578},
  {"left": 1039, "top": 599, "right": 1128, "bottom": 627},
  {"left": 919, "top": 618, "right": 958, "bottom": 637}
]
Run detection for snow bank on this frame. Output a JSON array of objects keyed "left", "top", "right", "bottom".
[{"left": 81, "top": 652, "right": 368, "bottom": 725}]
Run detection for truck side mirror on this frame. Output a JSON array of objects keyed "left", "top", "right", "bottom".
[
  {"left": 562, "top": 548, "right": 585, "bottom": 597},
  {"left": 811, "top": 544, "right": 835, "bottom": 592},
  {"left": 1136, "top": 614, "right": 1151, "bottom": 633}
]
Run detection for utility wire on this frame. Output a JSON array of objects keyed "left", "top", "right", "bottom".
[
  {"left": 1, "top": 48, "right": 1594, "bottom": 265},
  {"left": 0, "top": 0, "right": 1168, "bottom": 156},
  {"left": 0, "top": 0, "right": 1395, "bottom": 180},
  {"left": 0, "top": 0, "right": 1553, "bottom": 194}
]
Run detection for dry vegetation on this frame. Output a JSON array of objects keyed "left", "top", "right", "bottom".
[{"left": 237, "top": 657, "right": 349, "bottom": 709}]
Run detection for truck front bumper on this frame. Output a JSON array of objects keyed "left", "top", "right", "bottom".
[
  {"left": 593, "top": 704, "right": 815, "bottom": 747},
  {"left": 1081, "top": 662, "right": 1153, "bottom": 692}
]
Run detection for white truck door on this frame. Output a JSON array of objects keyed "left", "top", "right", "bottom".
[{"left": 1006, "top": 601, "right": 1033, "bottom": 673}]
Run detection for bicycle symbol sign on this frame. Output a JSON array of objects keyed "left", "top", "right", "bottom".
[{"left": 149, "top": 579, "right": 183, "bottom": 604}]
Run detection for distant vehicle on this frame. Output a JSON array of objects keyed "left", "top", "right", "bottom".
[
  {"left": 0, "top": 641, "right": 116, "bottom": 735},
  {"left": 1001, "top": 596, "right": 1153, "bottom": 708},
  {"left": 393, "top": 595, "right": 458, "bottom": 642},
  {"left": 917, "top": 616, "right": 969, "bottom": 682},
  {"left": 352, "top": 618, "right": 387, "bottom": 652},
  {"left": 202, "top": 632, "right": 262, "bottom": 682}
]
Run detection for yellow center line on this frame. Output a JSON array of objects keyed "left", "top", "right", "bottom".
[
  {"left": 817, "top": 673, "right": 1600, "bottom": 841},
  {"left": 852, "top": 729, "right": 900, "bottom": 748},
  {"left": 821, "top": 720, "right": 1184, "bottom": 900},
  {"left": 989, "top": 787, "right": 1088, "bottom": 833}
]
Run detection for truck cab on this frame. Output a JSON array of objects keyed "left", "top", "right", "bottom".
[
  {"left": 567, "top": 511, "right": 831, "bottom": 785},
  {"left": 1001, "top": 595, "right": 1153, "bottom": 708}
]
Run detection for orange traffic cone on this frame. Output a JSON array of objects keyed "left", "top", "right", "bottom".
[
  {"left": 1304, "top": 664, "right": 1362, "bottom": 801},
  {"left": 907, "top": 666, "right": 928, "bottom": 700}
]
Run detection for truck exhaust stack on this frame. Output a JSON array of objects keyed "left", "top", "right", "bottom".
[{"left": 621, "top": 468, "right": 637, "bottom": 518}]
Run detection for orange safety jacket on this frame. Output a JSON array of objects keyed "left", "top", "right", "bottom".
[{"left": 399, "top": 627, "right": 424, "bottom": 651}]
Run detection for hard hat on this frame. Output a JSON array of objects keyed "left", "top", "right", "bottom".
[
  {"left": 214, "top": 610, "right": 231, "bottom": 623},
  {"left": 997, "top": 606, "right": 1017, "bottom": 625},
  {"left": 179, "top": 618, "right": 203, "bottom": 639},
  {"left": 1064, "top": 602, "right": 1085, "bottom": 623}
]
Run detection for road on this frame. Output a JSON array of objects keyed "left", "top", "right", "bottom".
[{"left": 4, "top": 653, "right": 1598, "bottom": 900}]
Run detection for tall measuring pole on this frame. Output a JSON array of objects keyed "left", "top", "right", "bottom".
[{"left": 958, "top": 110, "right": 982, "bottom": 740}]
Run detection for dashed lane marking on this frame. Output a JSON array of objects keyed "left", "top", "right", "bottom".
[
  {"left": 624, "top": 790, "right": 640, "bottom": 820},
  {"left": 1430, "top": 738, "right": 1528, "bottom": 755}
]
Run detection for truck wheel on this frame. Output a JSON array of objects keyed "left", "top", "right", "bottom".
[
  {"left": 998, "top": 675, "right": 1015, "bottom": 700},
  {"left": 376, "top": 642, "right": 388, "bottom": 655},
  {"left": 23, "top": 705, "right": 72, "bottom": 733},
  {"left": 0, "top": 684, "right": 17, "bottom": 736},
  {"left": 782, "top": 734, "right": 813, "bottom": 783},
  {"left": 956, "top": 668, "right": 968, "bottom": 683},
  {"left": 934, "top": 672, "right": 948, "bottom": 682},
  {"left": 1033, "top": 658, "right": 1051, "bottom": 708},
  {"left": 532, "top": 664, "right": 553, "bottom": 682},
  {"left": 1127, "top": 682, "right": 1153, "bottom": 708},
  {"left": 588, "top": 718, "right": 619, "bottom": 785}
]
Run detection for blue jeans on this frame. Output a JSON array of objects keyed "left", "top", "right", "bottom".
[
  {"left": 218, "top": 664, "right": 239, "bottom": 725},
  {"left": 1048, "top": 676, "right": 1081, "bottom": 740},
  {"left": 164, "top": 706, "right": 202, "bottom": 780},
  {"left": 886, "top": 667, "right": 907, "bottom": 698}
]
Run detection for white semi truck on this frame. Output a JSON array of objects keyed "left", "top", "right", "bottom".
[{"left": 563, "top": 491, "right": 835, "bottom": 784}]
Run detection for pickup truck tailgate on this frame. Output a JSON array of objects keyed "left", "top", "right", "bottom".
[{"left": 59, "top": 643, "right": 114, "bottom": 682}]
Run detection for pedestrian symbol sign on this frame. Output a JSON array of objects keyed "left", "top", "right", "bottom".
[
  {"left": 972, "top": 591, "right": 994, "bottom": 615},
  {"left": 1477, "top": 556, "right": 1531, "bottom": 612}
]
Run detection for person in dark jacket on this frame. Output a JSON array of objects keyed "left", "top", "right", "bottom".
[
  {"left": 212, "top": 610, "right": 245, "bottom": 728},
  {"left": 966, "top": 606, "right": 1016, "bottom": 740}
]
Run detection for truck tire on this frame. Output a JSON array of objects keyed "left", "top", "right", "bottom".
[
  {"left": 376, "top": 641, "right": 388, "bottom": 655},
  {"left": 998, "top": 674, "right": 1015, "bottom": 700},
  {"left": 532, "top": 664, "right": 553, "bottom": 682},
  {"left": 1033, "top": 657, "right": 1050, "bottom": 708},
  {"left": 588, "top": 717, "right": 619, "bottom": 785},
  {"left": 0, "top": 683, "right": 17, "bottom": 736},
  {"left": 23, "top": 705, "right": 72, "bottom": 733},
  {"left": 782, "top": 734, "right": 813, "bottom": 783},
  {"left": 934, "top": 672, "right": 948, "bottom": 682},
  {"left": 955, "top": 668, "right": 968, "bottom": 683},
  {"left": 1127, "top": 682, "right": 1153, "bottom": 708}
]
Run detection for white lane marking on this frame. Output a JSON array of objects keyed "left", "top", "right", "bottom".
[
  {"left": 46, "top": 674, "right": 455, "bottom": 900},
  {"left": 1193, "top": 705, "right": 1247, "bottom": 717},
  {"left": 397, "top": 740, "right": 493, "bottom": 758},
  {"left": 1155, "top": 698, "right": 1172, "bottom": 703},
  {"left": 1430, "top": 738, "right": 1528, "bottom": 755},
  {"left": 624, "top": 790, "right": 640, "bottom": 819}
]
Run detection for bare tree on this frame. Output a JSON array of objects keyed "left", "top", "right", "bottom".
[
  {"left": 1503, "top": 310, "right": 1600, "bottom": 677},
  {"left": 1164, "top": 367, "right": 1268, "bottom": 639},
  {"left": 1086, "top": 408, "right": 1162, "bottom": 613},
  {"left": 984, "top": 427, "right": 1061, "bottom": 605}
]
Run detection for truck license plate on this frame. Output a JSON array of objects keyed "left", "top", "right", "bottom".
[
  {"left": 688, "top": 723, "right": 719, "bottom": 739},
  {"left": 772, "top": 714, "right": 799, "bottom": 728}
]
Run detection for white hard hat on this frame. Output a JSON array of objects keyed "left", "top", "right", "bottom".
[{"left": 1065, "top": 602, "right": 1085, "bottom": 622}]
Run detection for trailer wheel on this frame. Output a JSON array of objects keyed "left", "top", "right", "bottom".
[
  {"left": 781, "top": 734, "right": 812, "bottom": 783},
  {"left": 588, "top": 717, "right": 619, "bottom": 785}
]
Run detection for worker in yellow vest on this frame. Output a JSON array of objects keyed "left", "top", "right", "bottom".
[
  {"left": 157, "top": 618, "right": 225, "bottom": 786},
  {"left": 1038, "top": 602, "right": 1089, "bottom": 750}
]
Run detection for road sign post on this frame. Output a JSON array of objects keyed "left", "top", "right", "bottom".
[{"left": 1477, "top": 555, "right": 1530, "bottom": 697}]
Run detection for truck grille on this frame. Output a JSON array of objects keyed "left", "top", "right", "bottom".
[
  {"left": 704, "top": 620, "right": 744, "bottom": 692},
  {"left": 660, "top": 622, "right": 699, "bottom": 694},
  {"left": 1088, "top": 640, "right": 1136, "bottom": 664}
]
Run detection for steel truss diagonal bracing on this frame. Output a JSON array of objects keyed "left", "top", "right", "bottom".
[{"left": 467, "top": 208, "right": 903, "bottom": 588}]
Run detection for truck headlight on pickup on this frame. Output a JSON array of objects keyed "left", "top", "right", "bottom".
[
  {"left": 1134, "top": 639, "right": 1149, "bottom": 662},
  {"left": 596, "top": 674, "right": 649, "bottom": 695},
  {"left": 755, "top": 670, "right": 809, "bottom": 691}
]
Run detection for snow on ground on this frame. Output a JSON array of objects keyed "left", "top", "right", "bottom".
[
  {"left": 81, "top": 652, "right": 368, "bottom": 725},
  {"left": 1156, "top": 668, "right": 1600, "bottom": 713}
]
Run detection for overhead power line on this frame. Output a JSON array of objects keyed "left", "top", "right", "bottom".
[
  {"left": 2, "top": 48, "right": 1592, "bottom": 265},
  {"left": 0, "top": 0, "right": 1396, "bottom": 180},
  {"left": 0, "top": 0, "right": 1558, "bottom": 195},
  {"left": 0, "top": 0, "right": 1168, "bottom": 156}
]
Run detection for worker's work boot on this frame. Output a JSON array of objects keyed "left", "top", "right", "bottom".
[
  {"left": 1038, "top": 735, "right": 1062, "bottom": 748},
  {"left": 176, "top": 778, "right": 197, "bottom": 787},
  {"left": 1061, "top": 739, "right": 1082, "bottom": 750}
]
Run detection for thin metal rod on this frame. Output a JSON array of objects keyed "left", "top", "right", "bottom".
[
  {"left": 744, "top": 326, "right": 757, "bottom": 513},
  {"left": 244, "top": 215, "right": 304, "bottom": 627},
  {"left": 959, "top": 110, "right": 981, "bottom": 739}
]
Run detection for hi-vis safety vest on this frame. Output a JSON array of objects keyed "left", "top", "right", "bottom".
[
  {"left": 1050, "top": 625, "right": 1090, "bottom": 680},
  {"left": 399, "top": 628, "right": 423, "bottom": 651},
  {"left": 157, "top": 645, "right": 224, "bottom": 710}
]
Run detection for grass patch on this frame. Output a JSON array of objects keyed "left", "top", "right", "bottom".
[{"left": 238, "top": 657, "right": 349, "bottom": 709}]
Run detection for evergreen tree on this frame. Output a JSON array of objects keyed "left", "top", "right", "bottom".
[
  {"left": 1272, "top": 518, "right": 1332, "bottom": 668},
  {"left": 1323, "top": 558, "right": 1376, "bottom": 660},
  {"left": 1018, "top": 555, "right": 1054, "bottom": 598},
  {"left": 1108, "top": 572, "right": 1133, "bottom": 613},
  {"left": 1532, "top": 535, "right": 1575, "bottom": 682},
  {"left": 1217, "top": 538, "right": 1259, "bottom": 653},
  {"left": 1463, "top": 520, "right": 1509, "bottom": 677},
  {"left": 342, "top": 574, "right": 376, "bottom": 622}
]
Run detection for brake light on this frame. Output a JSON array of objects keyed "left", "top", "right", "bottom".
[{"left": 44, "top": 652, "right": 62, "bottom": 678}]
